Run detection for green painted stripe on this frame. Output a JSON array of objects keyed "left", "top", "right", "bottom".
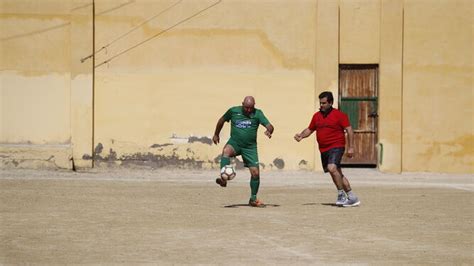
[{"left": 341, "top": 97, "right": 377, "bottom": 101}]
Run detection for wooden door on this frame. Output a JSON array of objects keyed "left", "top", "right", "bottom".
[{"left": 339, "top": 65, "right": 378, "bottom": 165}]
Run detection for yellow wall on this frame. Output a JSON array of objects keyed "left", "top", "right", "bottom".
[
  {"left": 1, "top": 0, "right": 473, "bottom": 174},
  {"left": 379, "top": 0, "right": 403, "bottom": 173},
  {"left": 402, "top": 0, "right": 473, "bottom": 173},
  {"left": 313, "top": 0, "right": 339, "bottom": 171},
  {"left": 1, "top": 0, "right": 74, "bottom": 168},
  {"left": 1, "top": 0, "right": 71, "bottom": 144},
  {"left": 70, "top": 0, "right": 94, "bottom": 168},
  {"left": 340, "top": 0, "right": 380, "bottom": 64},
  {"left": 92, "top": 0, "right": 317, "bottom": 170}
]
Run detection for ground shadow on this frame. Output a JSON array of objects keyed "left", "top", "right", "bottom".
[
  {"left": 302, "top": 202, "right": 341, "bottom": 207},
  {"left": 321, "top": 203, "right": 340, "bottom": 207},
  {"left": 224, "top": 203, "right": 280, "bottom": 208}
]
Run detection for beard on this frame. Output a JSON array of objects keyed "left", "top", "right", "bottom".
[{"left": 320, "top": 106, "right": 333, "bottom": 115}]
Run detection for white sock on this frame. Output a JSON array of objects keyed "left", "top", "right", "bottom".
[{"left": 347, "top": 190, "right": 356, "bottom": 199}]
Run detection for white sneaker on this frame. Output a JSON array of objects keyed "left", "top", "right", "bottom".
[
  {"left": 336, "top": 192, "right": 347, "bottom": 206},
  {"left": 343, "top": 197, "right": 360, "bottom": 207}
]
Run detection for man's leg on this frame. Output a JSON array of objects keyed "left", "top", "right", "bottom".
[
  {"left": 242, "top": 147, "right": 264, "bottom": 207},
  {"left": 337, "top": 168, "right": 351, "bottom": 192},
  {"left": 324, "top": 148, "right": 347, "bottom": 206},
  {"left": 216, "top": 144, "right": 236, "bottom": 187},
  {"left": 327, "top": 164, "right": 344, "bottom": 190},
  {"left": 327, "top": 164, "right": 347, "bottom": 206},
  {"left": 337, "top": 168, "right": 360, "bottom": 207},
  {"left": 249, "top": 167, "right": 260, "bottom": 201},
  {"left": 248, "top": 167, "right": 264, "bottom": 207}
]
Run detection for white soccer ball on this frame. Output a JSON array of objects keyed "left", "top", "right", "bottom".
[{"left": 220, "top": 165, "right": 236, "bottom": 181}]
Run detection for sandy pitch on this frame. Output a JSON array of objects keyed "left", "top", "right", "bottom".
[{"left": 1, "top": 168, "right": 473, "bottom": 264}]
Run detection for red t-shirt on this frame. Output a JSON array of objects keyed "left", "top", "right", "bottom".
[{"left": 308, "top": 108, "right": 350, "bottom": 153}]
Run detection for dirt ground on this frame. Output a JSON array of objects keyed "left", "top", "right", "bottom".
[{"left": 0, "top": 168, "right": 472, "bottom": 265}]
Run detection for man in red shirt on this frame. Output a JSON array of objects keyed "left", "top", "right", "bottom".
[{"left": 294, "top": 91, "right": 360, "bottom": 207}]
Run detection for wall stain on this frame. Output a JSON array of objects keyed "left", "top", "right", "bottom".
[
  {"left": 273, "top": 158, "right": 285, "bottom": 169},
  {"left": 82, "top": 144, "right": 284, "bottom": 170},
  {"left": 0, "top": 13, "right": 70, "bottom": 21},
  {"left": 445, "top": 135, "right": 474, "bottom": 157},
  {"left": 108, "top": 148, "right": 118, "bottom": 161},
  {"left": 140, "top": 27, "right": 312, "bottom": 70},
  {"left": 150, "top": 143, "right": 173, "bottom": 148},
  {"left": 186, "top": 148, "right": 195, "bottom": 155},
  {"left": 418, "top": 134, "right": 474, "bottom": 159},
  {"left": 2, "top": 157, "right": 65, "bottom": 169},
  {"left": 85, "top": 146, "right": 209, "bottom": 169},
  {"left": 119, "top": 152, "right": 206, "bottom": 169},
  {"left": 188, "top": 136, "right": 212, "bottom": 145},
  {"left": 94, "top": 143, "right": 104, "bottom": 155},
  {"left": 1, "top": 21, "right": 70, "bottom": 42},
  {"left": 298, "top": 159, "right": 309, "bottom": 170}
]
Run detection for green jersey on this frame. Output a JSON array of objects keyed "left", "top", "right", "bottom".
[{"left": 222, "top": 106, "right": 270, "bottom": 147}]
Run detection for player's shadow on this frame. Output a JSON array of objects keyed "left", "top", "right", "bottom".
[
  {"left": 303, "top": 202, "right": 340, "bottom": 207},
  {"left": 224, "top": 203, "right": 280, "bottom": 208}
]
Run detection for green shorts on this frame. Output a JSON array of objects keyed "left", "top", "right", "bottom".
[{"left": 226, "top": 139, "right": 259, "bottom": 168}]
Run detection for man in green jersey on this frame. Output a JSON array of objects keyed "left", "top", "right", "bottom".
[{"left": 213, "top": 96, "right": 274, "bottom": 207}]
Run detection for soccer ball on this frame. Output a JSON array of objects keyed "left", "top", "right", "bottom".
[{"left": 220, "top": 165, "right": 236, "bottom": 181}]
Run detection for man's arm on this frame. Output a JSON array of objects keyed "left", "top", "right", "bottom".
[
  {"left": 345, "top": 126, "right": 354, "bottom": 158},
  {"left": 294, "top": 128, "right": 314, "bottom": 142},
  {"left": 264, "top": 123, "right": 274, "bottom": 138},
  {"left": 213, "top": 117, "right": 226, "bottom": 144}
]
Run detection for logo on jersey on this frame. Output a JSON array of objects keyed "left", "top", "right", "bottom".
[{"left": 236, "top": 119, "right": 252, "bottom": 129}]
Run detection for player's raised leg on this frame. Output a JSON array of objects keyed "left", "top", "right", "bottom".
[{"left": 216, "top": 144, "right": 235, "bottom": 187}]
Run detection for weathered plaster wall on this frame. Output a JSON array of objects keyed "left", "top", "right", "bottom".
[
  {"left": 92, "top": 0, "right": 317, "bottom": 170},
  {"left": 339, "top": 0, "right": 380, "bottom": 64},
  {"left": 378, "top": 0, "right": 403, "bottom": 173},
  {"left": 70, "top": 0, "right": 94, "bottom": 169},
  {"left": 1, "top": 0, "right": 74, "bottom": 168},
  {"left": 1, "top": 0, "right": 473, "bottom": 174},
  {"left": 402, "top": 0, "right": 473, "bottom": 173},
  {"left": 338, "top": 0, "right": 473, "bottom": 174},
  {"left": 312, "top": 0, "right": 339, "bottom": 171}
]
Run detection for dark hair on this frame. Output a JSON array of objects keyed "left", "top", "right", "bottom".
[{"left": 318, "top": 91, "right": 334, "bottom": 103}]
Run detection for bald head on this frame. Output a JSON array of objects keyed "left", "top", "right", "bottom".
[
  {"left": 242, "top": 96, "right": 255, "bottom": 116},
  {"left": 243, "top": 96, "right": 255, "bottom": 105}
]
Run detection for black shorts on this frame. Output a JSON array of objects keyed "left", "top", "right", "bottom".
[{"left": 320, "top": 147, "right": 345, "bottom": 173}]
